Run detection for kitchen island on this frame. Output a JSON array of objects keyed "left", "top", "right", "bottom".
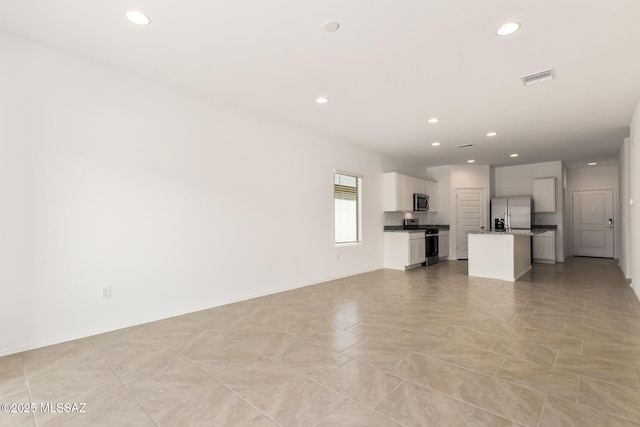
[{"left": 468, "top": 230, "right": 534, "bottom": 282}]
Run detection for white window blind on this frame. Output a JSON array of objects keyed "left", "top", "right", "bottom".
[{"left": 334, "top": 173, "right": 361, "bottom": 244}]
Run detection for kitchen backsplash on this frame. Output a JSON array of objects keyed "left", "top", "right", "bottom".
[{"left": 384, "top": 212, "right": 430, "bottom": 226}]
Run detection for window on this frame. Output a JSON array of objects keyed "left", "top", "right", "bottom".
[{"left": 334, "top": 172, "right": 361, "bottom": 244}]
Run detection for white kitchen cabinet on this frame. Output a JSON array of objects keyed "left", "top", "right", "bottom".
[
  {"left": 383, "top": 172, "right": 413, "bottom": 212},
  {"left": 384, "top": 232, "right": 425, "bottom": 270},
  {"left": 533, "top": 230, "right": 556, "bottom": 263},
  {"left": 409, "top": 235, "right": 426, "bottom": 265},
  {"left": 426, "top": 180, "right": 439, "bottom": 212},
  {"left": 383, "top": 172, "right": 438, "bottom": 212},
  {"left": 412, "top": 177, "right": 426, "bottom": 196},
  {"left": 438, "top": 230, "right": 449, "bottom": 259},
  {"left": 533, "top": 177, "right": 556, "bottom": 213}
]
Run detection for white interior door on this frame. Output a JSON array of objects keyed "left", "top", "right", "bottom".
[
  {"left": 572, "top": 190, "right": 614, "bottom": 258},
  {"left": 456, "top": 188, "right": 486, "bottom": 260}
]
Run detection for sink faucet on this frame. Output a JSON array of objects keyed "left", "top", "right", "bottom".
[{"left": 500, "top": 212, "right": 511, "bottom": 231}]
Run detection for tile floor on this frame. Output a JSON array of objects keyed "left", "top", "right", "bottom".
[{"left": 2, "top": 257, "right": 640, "bottom": 426}]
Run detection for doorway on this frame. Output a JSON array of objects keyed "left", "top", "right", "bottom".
[
  {"left": 572, "top": 189, "right": 614, "bottom": 258},
  {"left": 456, "top": 188, "right": 486, "bottom": 260}
]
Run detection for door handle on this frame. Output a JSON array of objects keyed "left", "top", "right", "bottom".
[{"left": 608, "top": 218, "right": 613, "bottom": 225}]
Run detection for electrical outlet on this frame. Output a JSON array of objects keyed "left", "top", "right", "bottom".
[{"left": 101, "top": 286, "right": 111, "bottom": 299}]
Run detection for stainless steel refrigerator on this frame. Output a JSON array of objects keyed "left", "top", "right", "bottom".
[{"left": 491, "top": 197, "right": 533, "bottom": 230}]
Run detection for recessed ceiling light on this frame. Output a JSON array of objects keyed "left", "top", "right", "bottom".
[
  {"left": 432, "top": 142, "right": 441, "bottom": 146},
  {"left": 486, "top": 132, "right": 497, "bottom": 137},
  {"left": 316, "top": 97, "right": 329, "bottom": 104},
  {"left": 428, "top": 118, "right": 440, "bottom": 124},
  {"left": 496, "top": 22, "right": 520, "bottom": 36},
  {"left": 588, "top": 162, "right": 597, "bottom": 166},
  {"left": 510, "top": 154, "right": 519, "bottom": 157},
  {"left": 322, "top": 20, "right": 340, "bottom": 32},
  {"left": 126, "top": 10, "right": 151, "bottom": 26},
  {"left": 467, "top": 160, "right": 475, "bottom": 163}
]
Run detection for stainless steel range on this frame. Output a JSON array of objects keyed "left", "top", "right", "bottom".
[{"left": 424, "top": 228, "right": 439, "bottom": 266}]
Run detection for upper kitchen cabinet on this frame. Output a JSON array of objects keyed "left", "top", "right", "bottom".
[
  {"left": 412, "top": 177, "right": 426, "bottom": 195},
  {"left": 383, "top": 172, "right": 413, "bottom": 211},
  {"left": 533, "top": 177, "right": 556, "bottom": 213},
  {"left": 383, "top": 172, "right": 437, "bottom": 212},
  {"left": 426, "top": 180, "right": 439, "bottom": 213}
]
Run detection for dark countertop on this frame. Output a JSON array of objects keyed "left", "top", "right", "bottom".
[
  {"left": 384, "top": 224, "right": 553, "bottom": 232},
  {"left": 384, "top": 224, "right": 450, "bottom": 232},
  {"left": 384, "top": 229, "right": 426, "bottom": 234},
  {"left": 469, "top": 230, "right": 544, "bottom": 236}
]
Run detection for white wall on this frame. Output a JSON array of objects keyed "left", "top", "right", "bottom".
[
  {"left": 630, "top": 98, "right": 640, "bottom": 301},
  {"left": 381, "top": 158, "right": 427, "bottom": 179},
  {"left": 0, "top": 33, "right": 411, "bottom": 356},
  {"left": 567, "top": 165, "right": 619, "bottom": 190},
  {"left": 619, "top": 138, "right": 632, "bottom": 278},
  {"left": 493, "top": 161, "right": 565, "bottom": 261},
  {"left": 566, "top": 165, "right": 620, "bottom": 259},
  {"left": 562, "top": 166, "right": 572, "bottom": 261}
]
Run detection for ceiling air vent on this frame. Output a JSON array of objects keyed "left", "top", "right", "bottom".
[
  {"left": 457, "top": 144, "right": 474, "bottom": 149},
  {"left": 521, "top": 69, "right": 555, "bottom": 86}
]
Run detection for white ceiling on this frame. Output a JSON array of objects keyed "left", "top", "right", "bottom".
[{"left": 1, "top": 0, "right": 639, "bottom": 168}]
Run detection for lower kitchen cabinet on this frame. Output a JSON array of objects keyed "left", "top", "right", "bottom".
[
  {"left": 439, "top": 230, "right": 449, "bottom": 259},
  {"left": 409, "top": 236, "right": 426, "bottom": 265},
  {"left": 384, "top": 232, "right": 425, "bottom": 270},
  {"left": 533, "top": 230, "right": 556, "bottom": 263}
]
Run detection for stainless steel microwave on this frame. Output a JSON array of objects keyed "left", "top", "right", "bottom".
[{"left": 413, "top": 193, "right": 429, "bottom": 211}]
